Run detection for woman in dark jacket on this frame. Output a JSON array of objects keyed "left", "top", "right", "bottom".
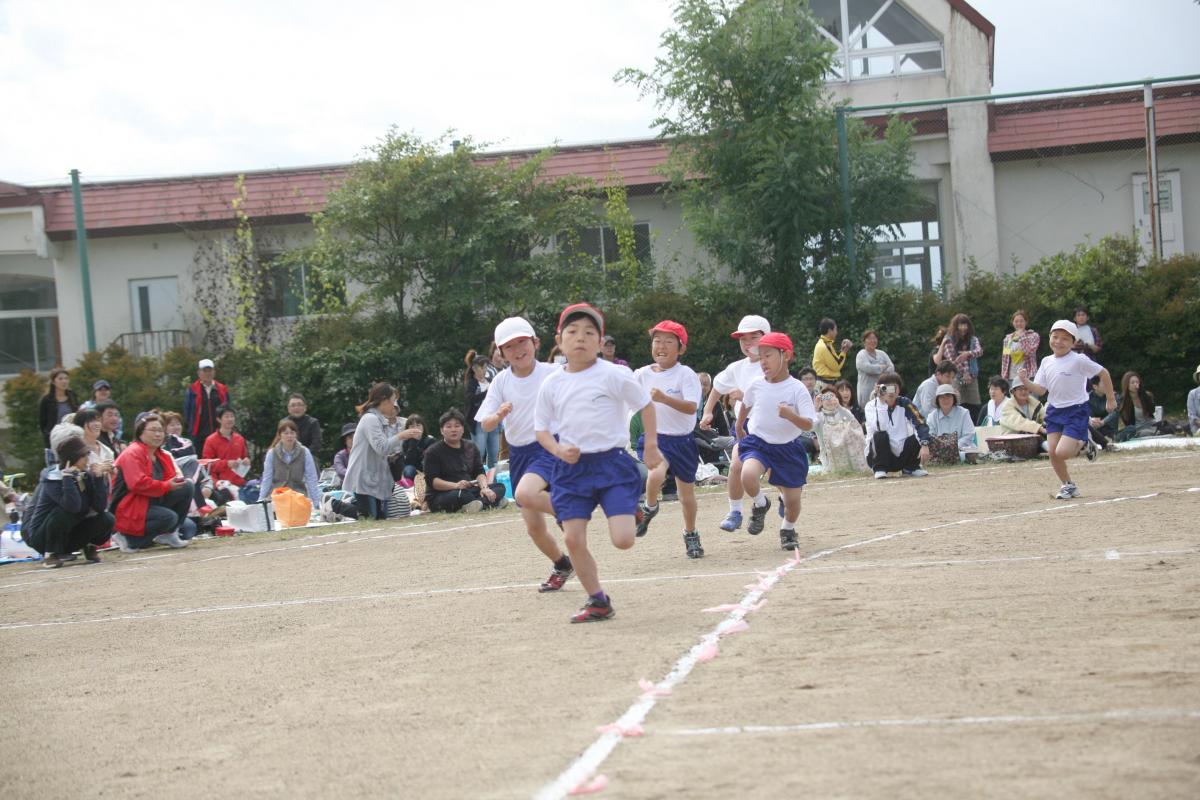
[
  {"left": 24, "top": 436, "right": 114, "bottom": 568},
  {"left": 38, "top": 369, "right": 80, "bottom": 447}
]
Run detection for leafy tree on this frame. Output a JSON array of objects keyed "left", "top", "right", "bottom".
[{"left": 618, "top": 0, "right": 921, "bottom": 328}]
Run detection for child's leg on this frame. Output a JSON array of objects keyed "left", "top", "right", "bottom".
[
  {"left": 607, "top": 515, "right": 636, "bottom": 551},
  {"left": 514, "top": 472, "right": 554, "bottom": 516},
  {"left": 1052, "top": 434, "right": 1084, "bottom": 482},
  {"left": 678, "top": 480, "right": 698, "bottom": 530},
  {"left": 740, "top": 457, "right": 768, "bottom": 504},
  {"left": 563, "top": 519, "right": 600, "bottom": 595},
  {"left": 780, "top": 486, "right": 803, "bottom": 523},
  {"left": 728, "top": 444, "right": 745, "bottom": 501},
  {"left": 644, "top": 459, "right": 669, "bottom": 507}
]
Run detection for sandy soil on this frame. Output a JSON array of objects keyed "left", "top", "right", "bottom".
[{"left": 1, "top": 449, "right": 1197, "bottom": 799}]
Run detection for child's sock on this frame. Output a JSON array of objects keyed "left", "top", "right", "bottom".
[
  {"left": 781, "top": 520, "right": 795, "bottom": 531},
  {"left": 729, "top": 498, "right": 743, "bottom": 514},
  {"left": 752, "top": 493, "right": 768, "bottom": 509},
  {"left": 554, "top": 555, "right": 572, "bottom": 572},
  {"left": 644, "top": 501, "right": 658, "bottom": 511},
  {"left": 589, "top": 591, "right": 609, "bottom": 605}
]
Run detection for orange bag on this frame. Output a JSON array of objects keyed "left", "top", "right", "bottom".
[{"left": 271, "top": 487, "right": 312, "bottom": 528}]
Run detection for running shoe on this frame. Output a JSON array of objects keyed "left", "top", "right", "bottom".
[
  {"left": 1085, "top": 437, "right": 1098, "bottom": 462},
  {"left": 539, "top": 562, "right": 574, "bottom": 592},
  {"left": 635, "top": 502, "right": 659, "bottom": 537},
  {"left": 747, "top": 501, "right": 769, "bottom": 535},
  {"left": 904, "top": 468, "right": 929, "bottom": 477},
  {"left": 874, "top": 471, "right": 888, "bottom": 479},
  {"left": 683, "top": 530, "right": 704, "bottom": 559},
  {"left": 152, "top": 532, "right": 189, "bottom": 549},
  {"left": 1053, "top": 482, "right": 1079, "bottom": 501},
  {"left": 111, "top": 533, "right": 138, "bottom": 554},
  {"left": 780, "top": 528, "right": 799, "bottom": 551},
  {"left": 570, "top": 597, "right": 615, "bottom": 623},
  {"left": 42, "top": 553, "right": 64, "bottom": 569},
  {"left": 718, "top": 510, "right": 743, "bottom": 532}
]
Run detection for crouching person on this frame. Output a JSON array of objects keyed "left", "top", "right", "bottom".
[
  {"left": 25, "top": 437, "right": 115, "bottom": 568},
  {"left": 864, "top": 372, "right": 931, "bottom": 479},
  {"left": 110, "top": 413, "right": 196, "bottom": 552},
  {"left": 423, "top": 409, "right": 509, "bottom": 513}
]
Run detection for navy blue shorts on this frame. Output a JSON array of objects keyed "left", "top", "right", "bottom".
[
  {"left": 737, "top": 433, "right": 809, "bottom": 489},
  {"left": 1046, "top": 402, "right": 1090, "bottom": 442},
  {"left": 551, "top": 449, "right": 642, "bottom": 522},
  {"left": 636, "top": 432, "right": 699, "bottom": 483},
  {"left": 507, "top": 441, "right": 556, "bottom": 499}
]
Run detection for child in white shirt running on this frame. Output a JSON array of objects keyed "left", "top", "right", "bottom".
[
  {"left": 633, "top": 321, "right": 704, "bottom": 558},
  {"left": 476, "top": 316, "right": 573, "bottom": 593},
  {"left": 1019, "top": 319, "right": 1115, "bottom": 500},
  {"left": 734, "top": 332, "right": 816, "bottom": 551},
  {"left": 534, "top": 303, "right": 661, "bottom": 623}
]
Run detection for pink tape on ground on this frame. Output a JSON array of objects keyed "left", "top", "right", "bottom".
[
  {"left": 638, "top": 678, "right": 672, "bottom": 697},
  {"left": 568, "top": 774, "right": 609, "bottom": 795},
  {"left": 702, "top": 604, "right": 742, "bottom": 613},
  {"left": 719, "top": 619, "right": 750, "bottom": 636},
  {"left": 696, "top": 642, "right": 720, "bottom": 662}
]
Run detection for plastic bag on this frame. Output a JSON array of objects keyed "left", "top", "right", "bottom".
[{"left": 272, "top": 487, "right": 312, "bottom": 528}]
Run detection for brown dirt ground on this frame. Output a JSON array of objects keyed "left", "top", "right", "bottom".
[{"left": 1, "top": 449, "right": 1198, "bottom": 799}]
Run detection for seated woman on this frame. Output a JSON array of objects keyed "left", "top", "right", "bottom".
[
  {"left": 999, "top": 381, "right": 1047, "bottom": 443},
  {"left": 833, "top": 379, "right": 865, "bottom": 427},
  {"left": 977, "top": 376, "right": 1010, "bottom": 426},
  {"left": 260, "top": 418, "right": 322, "bottom": 507},
  {"left": 24, "top": 437, "right": 114, "bottom": 568},
  {"left": 110, "top": 413, "right": 196, "bottom": 552},
  {"left": 814, "top": 387, "right": 868, "bottom": 474},
  {"left": 396, "top": 414, "right": 437, "bottom": 486},
  {"left": 1105, "top": 371, "right": 1174, "bottom": 442},
  {"left": 925, "top": 384, "right": 978, "bottom": 464},
  {"left": 332, "top": 423, "right": 356, "bottom": 487}
]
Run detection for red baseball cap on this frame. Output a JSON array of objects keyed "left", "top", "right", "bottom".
[
  {"left": 757, "top": 332, "right": 794, "bottom": 355},
  {"left": 557, "top": 303, "right": 605, "bottom": 336},
  {"left": 648, "top": 320, "right": 688, "bottom": 347}
]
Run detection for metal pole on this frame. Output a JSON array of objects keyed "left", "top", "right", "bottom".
[
  {"left": 837, "top": 108, "right": 855, "bottom": 270},
  {"left": 69, "top": 169, "right": 97, "bottom": 352},
  {"left": 1143, "top": 84, "right": 1162, "bottom": 260}
]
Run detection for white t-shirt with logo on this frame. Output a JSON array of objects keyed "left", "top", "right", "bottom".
[
  {"left": 713, "top": 356, "right": 764, "bottom": 419},
  {"left": 743, "top": 376, "right": 817, "bottom": 445},
  {"left": 1033, "top": 352, "right": 1102, "bottom": 408},
  {"left": 634, "top": 362, "right": 702, "bottom": 436},
  {"left": 474, "top": 361, "right": 559, "bottom": 447},
  {"left": 535, "top": 359, "right": 650, "bottom": 454}
]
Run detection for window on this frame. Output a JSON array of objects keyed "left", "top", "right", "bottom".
[
  {"left": 814, "top": 0, "right": 943, "bottom": 82},
  {"left": 557, "top": 223, "right": 652, "bottom": 268},
  {"left": 263, "top": 258, "right": 345, "bottom": 318},
  {"left": 872, "top": 186, "right": 943, "bottom": 293},
  {"left": 0, "top": 273, "right": 59, "bottom": 374}
]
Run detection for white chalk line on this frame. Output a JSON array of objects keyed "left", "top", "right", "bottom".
[
  {"left": 660, "top": 708, "right": 1200, "bottom": 737},
  {"left": 534, "top": 486, "right": 1197, "bottom": 800}
]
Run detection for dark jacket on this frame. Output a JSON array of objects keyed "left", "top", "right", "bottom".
[
  {"left": 402, "top": 434, "right": 437, "bottom": 471},
  {"left": 289, "top": 414, "right": 323, "bottom": 457},
  {"left": 183, "top": 379, "right": 230, "bottom": 440},
  {"left": 38, "top": 391, "right": 80, "bottom": 445},
  {"left": 26, "top": 466, "right": 110, "bottom": 535}
]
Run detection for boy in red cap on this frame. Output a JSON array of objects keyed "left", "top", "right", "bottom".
[
  {"left": 535, "top": 303, "right": 662, "bottom": 622},
  {"left": 633, "top": 320, "right": 704, "bottom": 558},
  {"left": 734, "top": 332, "right": 816, "bottom": 550}
]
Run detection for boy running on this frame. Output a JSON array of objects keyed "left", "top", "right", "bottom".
[
  {"left": 700, "top": 314, "right": 770, "bottom": 531},
  {"left": 1018, "top": 319, "right": 1115, "bottom": 500},
  {"left": 476, "top": 317, "right": 573, "bottom": 592},
  {"left": 633, "top": 321, "right": 704, "bottom": 558},
  {"left": 734, "top": 333, "right": 816, "bottom": 551},
  {"left": 535, "top": 303, "right": 661, "bottom": 623}
]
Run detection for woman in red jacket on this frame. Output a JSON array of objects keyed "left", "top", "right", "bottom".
[{"left": 110, "top": 413, "right": 196, "bottom": 552}]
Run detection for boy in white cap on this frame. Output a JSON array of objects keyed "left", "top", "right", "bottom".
[
  {"left": 476, "top": 317, "right": 574, "bottom": 592},
  {"left": 535, "top": 303, "right": 661, "bottom": 623},
  {"left": 700, "top": 314, "right": 769, "bottom": 531},
  {"left": 1019, "top": 319, "right": 1115, "bottom": 499}
]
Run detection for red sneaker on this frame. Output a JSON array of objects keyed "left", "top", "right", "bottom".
[
  {"left": 539, "top": 563, "right": 574, "bottom": 593},
  {"left": 570, "top": 597, "right": 615, "bottom": 623}
]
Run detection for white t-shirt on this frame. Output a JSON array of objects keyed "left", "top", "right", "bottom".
[
  {"left": 535, "top": 359, "right": 650, "bottom": 454},
  {"left": 743, "top": 376, "right": 816, "bottom": 445},
  {"left": 474, "top": 361, "right": 559, "bottom": 447},
  {"left": 1033, "top": 352, "right": 1102, "bottom": 408},
  {"left": 634, "top": 362, "right": 702, "bottom": 436},
  {"left": 713, "top": 356, "right": 763, "bottom": 419}
]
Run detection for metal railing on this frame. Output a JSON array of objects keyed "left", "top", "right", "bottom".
[{"left": 112, "top": 329, "right": 192, "bottom": 358}]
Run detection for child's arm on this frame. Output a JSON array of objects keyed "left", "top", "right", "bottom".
[
  {"left": 777, "top": 404, "right": 814, "bottom": 431},
  {"left": 699, "top": 388, "right": 722, "bottom": 429},
  {"left": 480, "top": 402, "right": 511, "bottom": 433},
  {"left": 1096, "top": 367, "right": 1117, "bottom": 412},
  {"left": 639, "top": 402, "right": 662, "bottom": 469},
  {"left": 536, "top": 429, "right": 579, "bottom": 464},
  {"left": 1016, "top": 367, "right": 1047, "bottom": 397},
  {"left": 650, "top": 388, "right": 696, "bottom": 416},
  {"left": 735, "top": 402, "right": 750, "bottom": 440}
]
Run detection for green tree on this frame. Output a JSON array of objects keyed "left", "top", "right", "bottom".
[{"left": 618, "top": 0, "right": 921, "bottom": 328}]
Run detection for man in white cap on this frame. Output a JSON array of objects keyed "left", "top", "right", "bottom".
[
  {"left": 1018, "top": 319, "right": 1115, "bottom": 500},
  {"left": 700, "top": 314, "right": 770, "bottom": 531},
  {"left": 476, "top": 316, "right": 574, "bottom": 592},
  {"left": 183, "top": 357, "right": 230, "bottom": 450}
]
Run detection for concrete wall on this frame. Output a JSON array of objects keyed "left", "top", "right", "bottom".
[
  {"left": 626, "top": 193, "right": 714, "bottom": 281},
  {"left": 993, "top": 143, "right": 1200, "bottom": 272}
]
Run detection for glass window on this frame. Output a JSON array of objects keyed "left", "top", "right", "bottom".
[
  {"left": 872, "top": 184, "right": 942, "bottom": 293},
  {"left": 559, "top": 223, "right": 652, "bottom": 267},
  {"left": 818, "top": 0, "right": 943, "bottom": 82},
  {"left": 0, "top": 315, "right": 58, "bottom": 374},
  {"left": 264, "top": 259, "right": 345, "bottom": 319},
  {"left": 0, "top": 274, "right": 56, "bottom": 312}
]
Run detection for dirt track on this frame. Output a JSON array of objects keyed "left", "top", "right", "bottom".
[{"left": 2, "top": 449, "right": 1198, "bottom": 799}]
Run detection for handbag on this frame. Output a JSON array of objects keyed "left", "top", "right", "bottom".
[{"left": 271, "top": 487, "right": 312, "bottom": 528}]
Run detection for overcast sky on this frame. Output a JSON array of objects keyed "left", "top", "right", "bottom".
[{"left": 2, "top": 0, "right": 1197, "bottom": 185}]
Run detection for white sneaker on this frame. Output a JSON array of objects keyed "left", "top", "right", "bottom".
[
  {"left": 1053, "top": 483, "right": 1078, "bottom": 501},
  {"left": 111, "top": 532, "right": 138, "bottom": 554},
  {"left": 873, "top": 471, "right": 888, "bottom": 480},
  {"left": 906, "top": 468, "right": 929, "bottom": 478},
  {"left": 461, "top": 500, "right": 484, "bottom": 513},
  {"left": 152, "top": 531, "right": 190, "bottom": 548},
  {"left": 494, "top": 497, "right": 510, "bottom": 511}
]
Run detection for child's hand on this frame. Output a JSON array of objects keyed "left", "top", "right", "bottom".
[
  {"left": 1105, "top": 395, "right": 1117, "bottom": 413},
  {"left": 776, "top": 402, "right": 792, "bottom": 419},
  {"left": 557, "top": 444, "right": 580, "bottom": 464},
  {"left": 650, "top": 388, "right": 668, "bottom": 404},
  {"left": 496, "top": 402, "right": 513, "bottom": 419},
  {"left": 642, "top": 443, "right": 663, "bottom": 470},
  {"left": 1017, "top": 368, "right": 1028, "bottom": 382},
  {"left": 699, "top": 412, "right": 713, "bottom": 430}
]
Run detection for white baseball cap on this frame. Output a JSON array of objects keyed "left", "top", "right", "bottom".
[
  {"left": 494, "top": 317, "right": 536, "bottom": 347},
  {"left": 198, "top": 358, "right": 215, "bottom": 370},
  {"left": 935, "top": 383, "right": 959, "bottom": 401},
  {"left": 731, "top": 314, "right": 771, "bottom": 338},
  {"left": 1049, "top": 319, "right": 1079, "bottom": 339}
]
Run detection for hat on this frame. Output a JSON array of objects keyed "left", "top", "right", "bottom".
[
  {"left": 494, "top": 317, "right": 536, "bottom": 348},
  {"left": 92, "top": 379, "right": 111, "bottom": 391},
  {"left": 340, "top": 422, "right": 357, "bottom": 439},
  {"left": 935, "top": 384, "right": 959, "bottom": 403},
  {"left": 757, "top": 332, "right": 794, "bottom": 355},
  {"left": 1049, "top": 320, "right": 1079, "bottom": 340},
  {"left": 198, "top": 358, "right": 215, "bottom": 370},
  {"left": 602, "top": 334, "right": 616, "bottom": 345},
  {"left": 557, "top": 303, "right": 604, "bottom": 336},
  {"left": 648, "top": 320, "right": 688, "bottom": 347},
  {"left": 731, "top": 314, "right": 771, "bottom": 338}
]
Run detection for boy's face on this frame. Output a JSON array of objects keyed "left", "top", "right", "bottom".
[
  {"left": 1048, "top": 330, "right": 1075, "bottom": 355},
  {"left": 499, "top": 336, "right": 537, "bottom": 372},
  {"left": 737, "top": 330, "right": 764, "bottom": 359},
  {"left": 759, "top": 346, "right": 791, "bottom": 381},
  {"left": 651, "top": 332, "right": 683, "bottom": 368},
  {"left": 800, "top": 372, "right": 816, "bottom": 391},
  {"left": 218, "top": 411, "right": 236, "bottom": 429},
  {"left": 557, "top": 317, "right": 601, "bottom": 364},
  {"left": 1074, "top": 310, "right": 1089, "bottom": 326}
]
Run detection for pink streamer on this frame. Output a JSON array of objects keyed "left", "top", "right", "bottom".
[
  {"left": 595, "top": 722, "right": 645, "bottom": 737},
  {"left": 702, "top": 603, "right": 741, "bottom": 613},
  {"left": 696, "top": 641, "right": 720, "bottom": 662},
  {"left": 720, "top": 619, "right": 750, "bottom": 636},
  {"left": 569, "top": 774, "right": 610, "bottom": 795},
  {"left": 638, "top": 678, "right": 672, "bottom": 697},
  {"left": 745, "top": 600, "right": 768, "bottom": 613}
]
